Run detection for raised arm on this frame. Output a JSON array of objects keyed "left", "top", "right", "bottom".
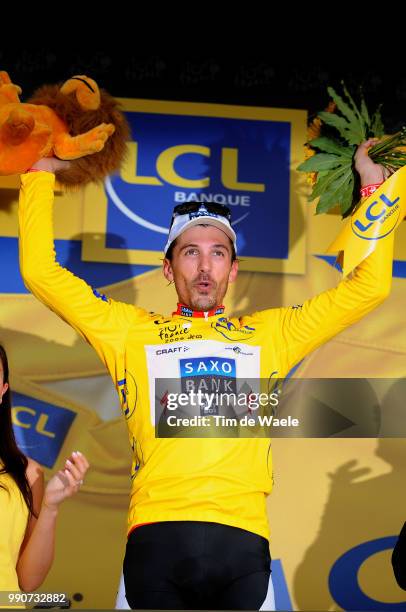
[
  {"left": 258, "top": 140, "right": 396, "bottom": 374},
  {"left": 276, "top": 228, "right": 393, "bottom": 373},
  {"left": 18, "top": 158, "right": 149, "bottom": 367}
]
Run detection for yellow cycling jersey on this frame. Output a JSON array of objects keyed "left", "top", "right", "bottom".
[
  {"left": 18, "top": 172, "right": 394, "bottom": 540},
  {"left": 0, "top": 470, "right": 29, "bottom": 594}
]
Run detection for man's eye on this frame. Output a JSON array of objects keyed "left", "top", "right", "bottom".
[
  {"left": 213, "top": 250, "right": 225, "bottom": 256},
  {"left": 185, "top": 249, "right": 198, "bottom": 255}
]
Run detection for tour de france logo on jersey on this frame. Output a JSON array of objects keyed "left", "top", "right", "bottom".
[
  {"left": 179, "top": 357, "right": 237, "bottom": 416},
  {"left": 351, "top": 192, "right": 401, "bottom": 240},
  {"left": 153, "top": 320, "right": 204, "bottom": 344}
]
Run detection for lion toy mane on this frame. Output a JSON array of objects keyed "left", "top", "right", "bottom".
[{"left": 0, "top": 71, "right": 129, "bottom": 187}]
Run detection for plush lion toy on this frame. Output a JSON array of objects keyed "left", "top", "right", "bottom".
[{"left": 0, "top": 71, "right": 129, "bottom": 187}]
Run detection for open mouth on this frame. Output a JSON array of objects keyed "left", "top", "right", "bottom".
[{"left": 195, "top": 281, "right": 212, "bottom": 291}]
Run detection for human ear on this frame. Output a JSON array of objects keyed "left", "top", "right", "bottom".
[
  {"left": 228, "top": 260, "right": 239, "bottom": 284},
  {"left": 0, "top": 382, "right": 8, "bottom": 403},
  {"left": 163, "top": 259, "right": 174, "bottom": 283}
]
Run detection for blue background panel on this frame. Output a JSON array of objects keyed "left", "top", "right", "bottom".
[
  {"left": 106, "top": 112, "right": 291, "bottom": 259},
  {"left": 12, "top": 392, "right": 76, "bottom": 468}
]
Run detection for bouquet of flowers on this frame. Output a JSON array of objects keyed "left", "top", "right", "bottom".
[{"left": 298, "top": 83, "right": 406, "bottom": 217}]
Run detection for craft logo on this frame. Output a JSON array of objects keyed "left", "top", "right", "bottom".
[
  {"left": 156, "top": 346, "right": 190, "bottom": 355},
  {"left": 179, "top": 357, "right": 237, "bottom": 416},
  {"left": 352, "top": 192, "right": 401, "bottom": 240},
  {"left": 11, "top": 393, "right": 76, "bottom": 468}
]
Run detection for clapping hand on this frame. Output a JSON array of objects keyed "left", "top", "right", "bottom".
[{"left": 43, "top": 451, "right": 89, "bottom": 511}]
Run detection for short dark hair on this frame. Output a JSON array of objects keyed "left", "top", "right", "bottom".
[{"left": 165, "top": 236, "right": 237, "bottom": 263}]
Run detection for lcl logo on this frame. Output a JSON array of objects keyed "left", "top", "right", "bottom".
[
  {"left": 352, "top": 193, "right": 400, "bottom": 240},
  {"left": 12, "top": 406, "right": 56, "bottom": 438},
  {"left": 120, "top": 143, "right": 265, "bottom": 192}
]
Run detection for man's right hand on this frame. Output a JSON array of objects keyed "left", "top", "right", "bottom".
[{"left": 29, "top": 157, "right": 71, "bottom": 174}]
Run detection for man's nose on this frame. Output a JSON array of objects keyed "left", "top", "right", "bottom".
[{"left": 198, "top": 252, "right": 211, "bottom": 273}]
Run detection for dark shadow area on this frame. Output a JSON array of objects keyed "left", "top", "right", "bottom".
[
  {"left": 293, "top": 380, "right": 406, "bottom": 610},
  {"left": 1, "top": 53, "right": 404, "bottom": 131}
]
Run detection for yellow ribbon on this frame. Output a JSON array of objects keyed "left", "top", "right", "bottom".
[{"left": 326, "top": 165, "right": 406, "bottom": 276}]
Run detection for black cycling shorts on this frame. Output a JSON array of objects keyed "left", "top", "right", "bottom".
[{"left": 123, "top": 521, "right": 273, "bottom": 610}]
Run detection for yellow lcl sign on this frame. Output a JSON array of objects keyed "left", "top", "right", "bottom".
[
  {"left": 12, "top": 406, "right": 56, "bottom": 438},
  {"left": 121, "top": 143, "right": 266, "bottom": 192}
]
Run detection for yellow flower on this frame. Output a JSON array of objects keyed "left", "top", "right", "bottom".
[
  {"left": 307, "top": 171, "right": 317, "bottom": 186},
  {"left": 307, "top": 116, "right": 322, "bottom": 141}
]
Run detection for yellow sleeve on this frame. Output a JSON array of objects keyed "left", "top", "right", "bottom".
[
  {"left": 259, "top": 213, "right": 394, "bottom": 374},
  {"left": 18, "top": 171, "right": 150, "bottom": 369}
]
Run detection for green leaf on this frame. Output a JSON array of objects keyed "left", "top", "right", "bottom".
[
  {"left": 315, "top": 166, "right": 353, "bottom": 214},
  {"left": 309, "top": 137, "right": 355, "bottom": 158},
  {"left": 316, "top": 192, "right": 341, "bottom": 214},
  {"left": 315, "top": 194, "right": 340, "bottom": 215},
  {"left": 318, "top": 111, "right": 351, "bottom": 139},
  {"left": 308, "top": 173, "right": 330, "bottom": 202},
  {"left": 310, "top": 163, "right": 351, "bottom": 201},
  {"left": 297, "top": 153, "right": 344, "bottom": 172},
  {"left": 327, "top": 86, "right": 360, "bottom": 127},
  {"left": 309, "top": 172, "right": 334, "bottom": 201},
  {"left": 318, "top": 111, "right": 366, "bottom": 144},
  {"left": 314, "top": 200, "right": 337, "bottom": 215},
  {"left": 339, "top": 173, "right": 355, "bottom": 216},
  {"left": 341, "top": 82, "right": 364, "bottom": 126},
  {"left": 369, "top": 133, "right": 402, "bottom": 159},
  {"left": 360, "top": 93, "right": 370, "bottom": 128},
  {"left": 370, "top": 106, "right": 384, "bottom": 137}
]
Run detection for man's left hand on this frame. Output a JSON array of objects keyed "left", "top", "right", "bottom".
[{"left": 354, "top": 139, "right": 388, "bottom": 187}]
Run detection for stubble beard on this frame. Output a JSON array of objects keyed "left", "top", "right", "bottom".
[
  {"left": 190, "top": 293, "right": 217, "bottom": 312},
  {"left": 186, "top": 279, "right": 222, "bottom": 312}
]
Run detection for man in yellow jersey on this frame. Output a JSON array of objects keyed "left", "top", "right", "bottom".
[{"left": 18, "top": 141, "right": 394, "bottom": 610}]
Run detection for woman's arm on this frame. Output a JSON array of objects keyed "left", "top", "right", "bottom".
[{"left": 16, "top": 453, "right": 89, "bottom": 592}]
